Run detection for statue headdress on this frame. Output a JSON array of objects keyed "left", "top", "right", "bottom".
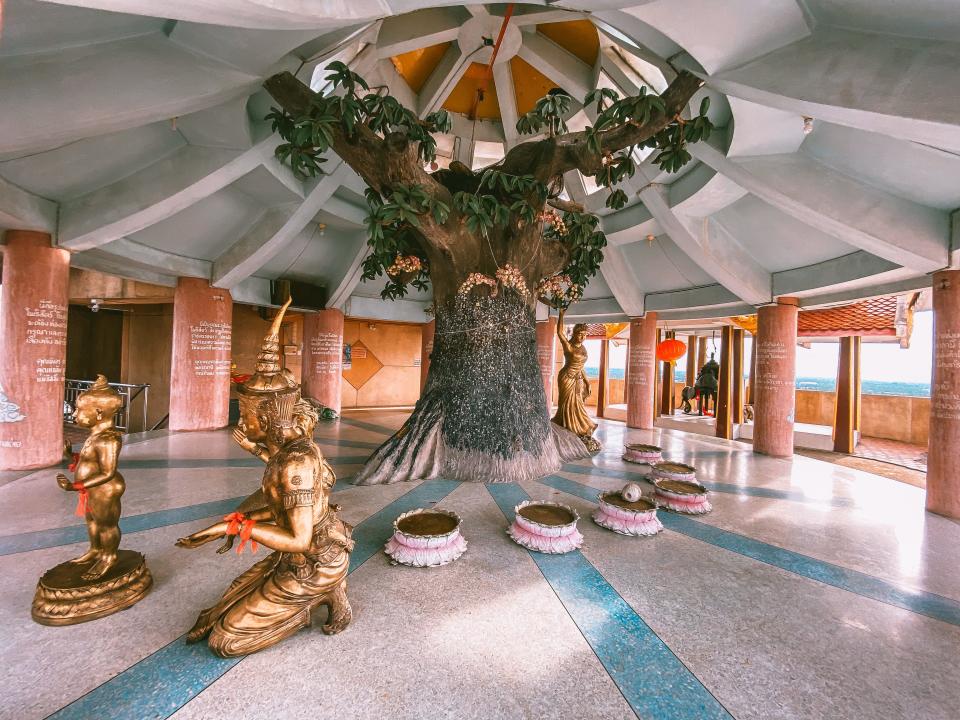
[
  {"left": 236, "top": 297, "right": 299, "bottom": 426},
  {"left": 78, "top": 374, "right": 123, "bottom": 415}
]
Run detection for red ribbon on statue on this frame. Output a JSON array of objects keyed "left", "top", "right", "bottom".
[
  {"left": 72, "top": 482, "right": 88, "bottom": 517},
  {"left": 68, "top": 453, "right": 80, "bottom": 472},
  {"left": 237, "top": 518, "right": 258, "bottom": 555},
  {"left": 224, "top": 511, "right": 245, "bottom": 537},
  {"left": 223, "top": 512, "right": 258, "bottom": 554}
]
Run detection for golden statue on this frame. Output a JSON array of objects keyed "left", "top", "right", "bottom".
[
  {"left": 32, "top": 375, "right": 152, "bottom": 625},
  {"left": 177, "top": 299, "right": 354, "bottom": 657},
  {"left": 551, "top": 308, "right": 601, "bottom": 453}
]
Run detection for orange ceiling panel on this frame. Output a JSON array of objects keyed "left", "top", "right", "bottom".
[
  {"left": 391, "top": 42, "right": 451, "bottom": 93},
  {"left": 442, "top": 62, "right": 501, "bottom": 119},
  {"left": 537, "top": 20, "right": 600, "bottom": 66},
  {"left": 510, "top": 56, "right": 558, "bottom": 116}
]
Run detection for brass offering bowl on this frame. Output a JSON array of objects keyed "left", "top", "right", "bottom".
[
  {"left": 651, "top": 474, "right": 712, "bottom": 514},
  {"left": 508, "top": 500, "right": 583, "bottom": 554},
  {"left": 385, "top": 508, "right": 467, "bottom": 567},
  {"left": 593, "top": 491, "right": 664, "bottom": 537},
  {"left": 622, "top": 443, "right": 663, "bottom": 464}
]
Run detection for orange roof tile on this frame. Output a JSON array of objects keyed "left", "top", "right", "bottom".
[{"left": 732, "top": 296, "right": 902, "bottom": 338}]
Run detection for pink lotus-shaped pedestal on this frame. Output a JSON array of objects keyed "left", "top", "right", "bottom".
[
  {"left": 593, "top": 492, "right": 663, "bottom": 536},
  {"left": 622, "top": 443, "right": 663, "bottom": 465},
  {"left": 385, "top": 508, "right": 467, "bottom": 567},
  {"left": 508, "top": 501, "right": 583, "bottom": 554},
  {"left": 651, "top": 465, "right": 712, "bottom": 514}
]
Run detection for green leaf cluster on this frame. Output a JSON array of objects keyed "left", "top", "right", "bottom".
[
  {"left": 516, "top": 90, "right": 572, "bottom": 137},
  {"left": 650, "top": 96, "right": 713, "bottom": 173},
  {"left": 269, "top": 62, "right": 454, "bottom": 179},
  {"left": 546, "top": 211, "right": 607, "bottom": 291},
  {"left": 579, "top": 87, "right": 713, "bottom": 206},
  {"left": 361, "top": 185, "right": 449, "bottom": 300}
]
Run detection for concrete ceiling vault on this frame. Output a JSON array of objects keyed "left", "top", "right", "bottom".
[{"left": 0, "top": 0, "right": 957, "bottom": 323}]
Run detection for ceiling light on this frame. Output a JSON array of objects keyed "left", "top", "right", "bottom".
[
  {"left": 646, "top": 234, "right": 656, "bottom": 245},
  {"left": 802, "top": 116, "right": 814, "bottom": 135},
  {"left": 317, "top": 223, "right": 326, "bottom": 236}
]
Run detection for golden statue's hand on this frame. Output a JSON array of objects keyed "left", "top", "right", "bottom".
[
  {"left": 56, "top": 473, "right": 73, "bottom": 491},
  {"left": 176, "top": 522, "right": 227, "bottom": 549},
  {"left": 232, "top": 427, "right": 258, "bottom": 454}
]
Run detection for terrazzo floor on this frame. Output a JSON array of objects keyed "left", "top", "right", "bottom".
[{"left": 1, "top": 412, "right": 958, "bottom": 720}]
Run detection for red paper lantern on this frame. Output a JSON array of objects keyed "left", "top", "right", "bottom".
[{"left": 656, "top": 338, "right": 687, "bottom": 363}]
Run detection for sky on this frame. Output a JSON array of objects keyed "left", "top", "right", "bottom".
[{"left": 795, "top": 310, "right": 933, "bottom": 382}]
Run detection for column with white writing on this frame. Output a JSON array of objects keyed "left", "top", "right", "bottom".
[
  {"left": 753, "top": 297, "right": 799, "bottom": 456},
  {"left": 927, "top": 271, "right": 960, "bottom": 519},
  {"left": 168, "top": 278, "right": 233, "bottom": 431},
  {"left": 302, "top": 309, "right": 344, "bottom": 414},
  {"left": 626, "top": 313, "right": 658, "bottom": 429},
  {"left": 0, "top": 231, "right": 71, "bottom": 469}
]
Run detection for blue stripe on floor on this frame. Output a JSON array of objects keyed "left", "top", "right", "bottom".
[
  {"left": 98, "top": 455, "right": 370, "bottom": 470},
  {"left": 561, "top": 463, "right": 856, "bottom": 508},
  {"left": 336, "top": 415, "right": 398, "bottom": 437},
  {"left": 47, "top": 479, "right": 462, "bottom": 720},
  {"left": 540, "top": 474, "right": 960, "bottom": 629},
  {"left": 0, "top": 457, "right": 369, "bottom": 557},
  {"left": 486, "top": 483, "right": 732, "bottom": 720},
  {"left": 0, "top": 496, "right": 248, "bottom": 557}
]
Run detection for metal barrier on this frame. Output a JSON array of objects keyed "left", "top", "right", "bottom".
[{"left": 64, "top": 379, "right": 150, "bottom": 433}]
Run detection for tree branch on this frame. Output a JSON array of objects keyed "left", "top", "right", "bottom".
[
  {"left": 499, "top": 69, "right": 705, "bottom": 181},
  {"left": 264, "top": 71, "right": 459, "bottom": 258}
]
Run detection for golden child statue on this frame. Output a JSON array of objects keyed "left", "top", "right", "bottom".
[
  {"left": 176, "top": 299, "right": 354, "bottom": 657},
  {"left": 32, "top": 375, "right": 152, "bottom": 625},
  {"left": 551, "top": 308, "right": 601, "bottom": 453}
]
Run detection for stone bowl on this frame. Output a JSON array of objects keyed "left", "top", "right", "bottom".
[
  {"left": 593, "top": 492, "right": 664, "bottom": 536},
  {"left": 622, "top": 443, "right": 663, "bottom": 465},
  {"left": 508, "top": 501, "right": 583, "bottom": 554},
  {"left": 384, "top": 508, "right": 467, "bottom": 567},
  {"left": 651, "top": 476, "right": 712, "bottom": 514}
]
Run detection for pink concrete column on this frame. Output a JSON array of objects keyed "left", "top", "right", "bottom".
[
  {"left": 927, "top": 271, "right": 960, "bottom": 518},
  {"left": 536, "top": 317, "right": 557, "bottom": 407},
  {"left": 0, "top": 231, "right": 70, "bottom": 469},
  {"left": 753, "top": 298, "right": 799, "bottom": 457},
  {"left": 420, "top": 320, "right": 435, "bottom": 392},
  {"left": 168, "top": 278, "right": 232, "bottom": 431},
  {"left": 302, "top": 309, "right": 344, "bottom": 413},
  {"left": 626, "top": 313, "right": 657, "bottom": 429}
]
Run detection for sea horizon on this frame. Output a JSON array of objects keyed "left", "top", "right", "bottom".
[{"left": 584, "top": 367, "right": 931, "bottom": 398}]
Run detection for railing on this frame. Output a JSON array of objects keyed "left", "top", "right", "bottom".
[{"left": 64, "top": 379, "right": 150, "bottom": 433}]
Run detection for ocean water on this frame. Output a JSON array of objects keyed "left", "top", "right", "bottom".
[{"left": 585, "top": 367, "right": 930, "bottom": 398}]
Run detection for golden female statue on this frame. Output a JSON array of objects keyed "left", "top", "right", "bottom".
[
  {"left": 33, "top": 375, "right": 152, "bottom": 625},
  {"left": 551, "top": 308, "right": 600, "bottom": 452},
  {"left": 177, "top": 299, "right": 353, "bottom": 657}
]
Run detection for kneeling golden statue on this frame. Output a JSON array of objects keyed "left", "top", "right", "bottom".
[
  {"left": 177, "top": 299, "right": 353, "bottom": 657},
  {"left": 32, "top": 375, "right": 152, "bottom": 625}
]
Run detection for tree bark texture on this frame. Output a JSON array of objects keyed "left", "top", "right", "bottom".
[{"left": 354, "top": 292, "right": 588, "bottom": 484}]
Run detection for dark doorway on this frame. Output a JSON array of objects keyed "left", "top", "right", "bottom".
[{"left": 66, "top": 305, "right": 124, "bottom": 381}]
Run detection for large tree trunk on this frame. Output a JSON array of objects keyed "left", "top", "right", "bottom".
[{"left": 354, "top": 292, "right": 589, "bottom": 484}]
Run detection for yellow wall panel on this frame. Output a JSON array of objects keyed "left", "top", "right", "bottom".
[{"left": 357, "top": 365, "right": 421, "bottom": 407}]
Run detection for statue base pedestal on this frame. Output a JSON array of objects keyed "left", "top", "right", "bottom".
[{"left": 32, "top": 549, "right": 152, "bottom": 626}]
